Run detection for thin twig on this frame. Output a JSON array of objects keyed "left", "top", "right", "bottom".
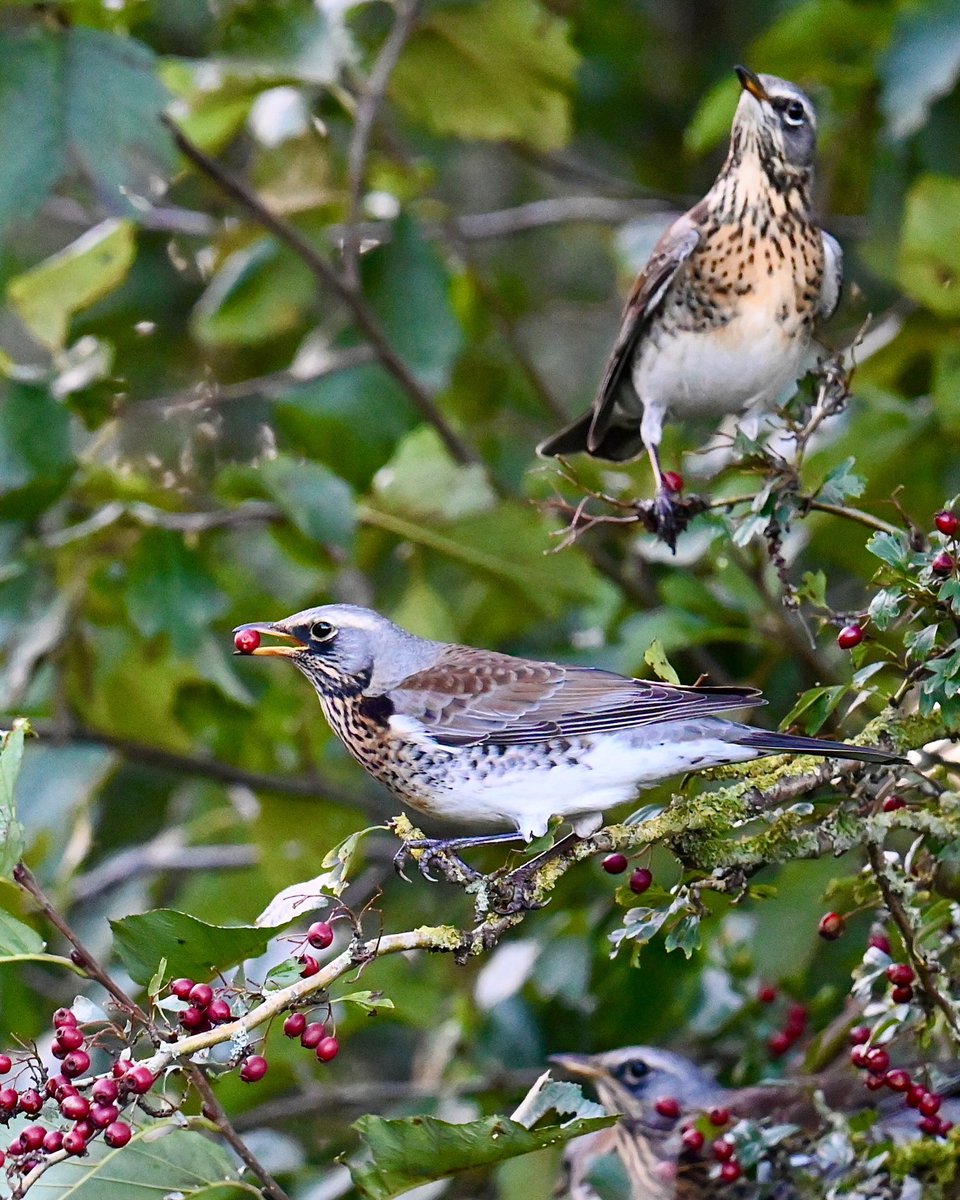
[
  {"left": 343, "top": 0, "right": 423, "bottom": 286},
  {"left": 161, "top": 115, "right": 478, "bottom": 467},
  {"left": 186, "top": 1064, "right": 291, "bottom": 1200},
  {"left": 71, "top": 839, "right": 259, "bottom": 904}
]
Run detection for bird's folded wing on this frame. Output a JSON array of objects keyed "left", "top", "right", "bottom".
[
  {"left": 386, "top": 646, "right": 762, "bottom": 747},
  {"left": 587, "top": 209, "right": 703, "bottom": 452}
]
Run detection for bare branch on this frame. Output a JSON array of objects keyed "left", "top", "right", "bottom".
[
  {"left": 455, "top": 196, "right": 674, "bottom": 240},
  {"left": 71, "top": 837, "right": 259, "bottom": 905}
]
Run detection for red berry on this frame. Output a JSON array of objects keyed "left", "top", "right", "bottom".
[
  {"left": 892, "top": 985, "right": 914, "bottom": 1003},
  {"left": 73, "top": 1118, "right": 95, "bottom": 1140},
  {"left": 881, "top": 797, "right": 905, "bottom": 814},
  {"left": 757, "top": 984, "right": 777, "bottom": 1004},
  {"left": 818, "top": 911, "right": 845, "bottom": 940},
  {"left": 61, "top": 1094, "right": 90, "bottom": 1120},
  {"left": 170, "top": 977, "right": 195, "bottom": 1000},
  {"left": 885, "top": 1069, "right": 911, "bottom": 1092},
  {"left": 0, "top": 1088, "right": 18, "bottom": 1111},
  {"left": 932, "top": 551, "right": 955, "bottom": 576},
  {"left": 785, "top": 1003, "right": 808, "bottom": 1032},
  {"left": 866, "top": 1074, "right": 886, "bottom": 1091},
  {"left": 920, "top": 1115, "right": 941, "bottom": 1135},
  {"left": 62, "top": 1050, "right": 91, "bottom": 1079},
  {"left": 0, "top": 1055, "right": 11, "bottom": 1074},
  {"left": 125, "top": 1066, "right": 155, "bottom": 1095},
  {"left": 940, "top": 1120, "right": 954, "bottom": 1135},
  {"left": 234, "top": 628, "right": 261, "bottom": 655},
  {"left": 42, "top": 1130, "right": 63, "bottom": 1153},
  {"left": 712, "top": 1138, "right": 734, "bottom": 1162},
  {"left": 92, "top": 1078, "right": 119, "bottom": 1103},
  {"left": 887, "top": 963, "right": 915, "bottom": 986},
  {"left": 768, "top": 1031, "right": 792, "bottom": 1058},
  {"left": 868, "top": 933, "right": 892, "bottom": 952},
  {"left": 240, "top": 1055, "right": 268, "bottom": 1083},
  {"left": 283, "top": 1013, "right": 307, "bottom": 1038},
  {"left": 719, "top": 1159, "right": 742, "bottom": 1183},
  {"left": 62, "top": 1130, "right": 87, "bottom": 1156},
  {"left": 105, "top": 1121, "right": 132, "bottom": 1148},
  {"left": 628, "top": 868, "right": 653, "bottom": 895},
  {"left": 920, "top": 1092, "right": 942, "bottom": 1116},
  {"left": 601, "top": 853, "right": 628, "bottom": 875},
  {"left": 837, "top": 624, "right": 863, "bottom": 650},
  {"left": 681, "top": 1127, "right": 704, "bottom": 1151},
  {"left": 849, "top": 1026, "right": 871, "bottom": 1045},
  {"left": 53, "top": 1008, "right": 77, "bottom": 1028},
  {"left": 307, "top": 921, "right": 334, "bottom": 950},
  {"left": 207, "top": 998, "right": 233, "bottom": 1024},
  {"left": 180, "top": 1006, "right": 206, "bottom": 1030},
  {"left": 301, "top": 1022, "right": 325, "bottom": 1049},
  {"left": 662, "top": 470, "right": 684, "bottom": 494},
  {"left": 19, "top": 1088, "right": 43, "bottom": 1114},
  {"left": 0, "top": 1150, "right": 5, "bottom": 1166},
  {"left": 22, "top": 1125, "right": 45, "bottom": 1151},
  {"left": 7, "top": 1137, "right": 23, "bottom": 1156},
  {"left": 299, "top": 955, "right": 320, "bottom": 978},
  {"left": 90, "top": 1102, "right": 120, "bottom": 1128},
  {"left": 112, "top": 1057, "right": 131, "bottom": 1078},
  {"left": 654, "top": 1096, "right": 681, "bottom": 1120},
  {"left": 865, "top": 1047, "right": 890, "bottom": 1075},
  {"left": 46, "top": 1076, "right": 72, "bottom": 1100},
  {"left": 936, "top": 511, "right": 960, "bottom": 536},
  {"left": 57, "top": 1025, "right": 85, "bottom": 1051},
  {"left": 709, "top": 1107, "right": 730, "bottom": 1127},
  {"left": 188, "top": 983, "right": 214, "bottom": 1009},
  {"left": 316, "top": 1036, "right": 340, "bottom": 1062},
  {"left": 907, "top": 1084, "right": 927, "bottom": 1108}
]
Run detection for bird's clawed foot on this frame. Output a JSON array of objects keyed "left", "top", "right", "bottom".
[
  {"left": 483, "top": 866, "right": 549, "bottom": 915},
  {"left": 393, "top": 839, "right": 484, "bottom": 886},
  {"left": 635, "top": 490, "right": 707, "bottom": 552}
]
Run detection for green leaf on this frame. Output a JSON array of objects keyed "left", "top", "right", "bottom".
[
  {"left": 868, "top": 587, "right": 905, "bottom": 631},
  {"left": 33, "top": 1124, "right": 245, "bottom": 1198},
  {"left": 338, "top": 991, "right": 395, "bottom": 1015},
  {"left": 216, "top": 0, "right": 356, "bottom": 84},
  {"left": 0, "top": 908, "right": 43, "bottom": 956},
  {"left": 866, "top": 531, "right": 911, "bottom": 571},
  {"left": 126, "top": 530, "right": 227, "bottom": 656},
  {"left": 898, "top": 175, "right": 960, "bottom": 317},
  {"left": 8, "top": 220, "right": 136, "bottom": 350},
  {"left": 0, "top": 26, "right": 172, "bottom": 240},
  {"left": 110, "top": 910, "right": 284, "bottom": 986},
  {"left": 796, "top": 570, "right": 828, "bottom": 608},
  {"left": 260, "top": 455, "right": 356, "bottom": 550},
  {"left": 373, "top": 427, "right": 495, "bottom": 523},
  {"left": 642, "top": 638, "right": 680, "bottom": 686},
  {"left": 0, "top": 384, "right": 74, "bottom": 522},
  {"left": 390, "top": 0, "right": 579, "bottom": 151},
  {"left": 349, "top": 1111, "right": 613, "bottom": 1200},
  {"left": 363, "top": 215, "right": 463, "bottom": 392},
  {"left": 0, "top": 723, "right": 26, "bottom": 878},
  {"left": 881, "top": 0, "right": 960, "bottom": 139},
  {"left": 664, "top": 913, "right": 701, "bottom": 958},
  {"left": 817, "top": 456, "right": 865, "bottom": 505},
  {"left": 779, "top": 685, "right": 848, "bottom": 735}
]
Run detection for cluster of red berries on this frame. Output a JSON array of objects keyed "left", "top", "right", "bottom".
[
  {"left": 297, "top": 921, "right": 335, "bottom": 977},
  {"left": 0, "top": 1009, "right": 152, "bottom": 1171},
  {"left": 766, "top": 1001, "right": 808, "bottom": 1059},
  {"left": 885, "top": 961, "right": 915, "bottom": 1005},
  {"left": 653, "top": 1099, "right": 742, "bottom": 1182},
  {"left": 281, "top": 1012, "right": 340, "bottom": 1064},
  {"left": 848, "top": 1024, "right": 951, "bottom": 1137},
  {"left": 170, "top": 978, "right": 235, "bottom": 1031},
  {"left": 601, "top": 854, "right": 653, "bottom": 895}
]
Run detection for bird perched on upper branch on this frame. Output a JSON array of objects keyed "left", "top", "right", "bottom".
[
  {"left": 538, "top": 66, "right": 842, "bottom": 547},
  {"left": 234, "top": 604, "right": 897, "bottom": 871}
]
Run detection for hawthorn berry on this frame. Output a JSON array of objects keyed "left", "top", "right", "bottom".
[
  {"left": 709, "top": 1107, "right": 730, "bottom": 1127},
  {"left": 316, "top": 1036, "right": 340, "bottom": 1062},
  {"left": 53, "top": 1008, "right": 77, "bottom": 1028},
  {"left": 932, "top": 551, "right": 955, "bottom": 576},
  {"left": 907, "top": 1085, "right": 927, "bottom": 1108},
  {"left": 0, "top": 1087, "right": 20, "bottom": 1111},
  {"left": 188, "top": 983, "right": 214, "bottom": 1009},
  {"left": 919, "top": 1115, "right": 941, "bottom": 1135},
  {"left": 885, "top": 1069, "right": 911, "bottom": 1092},
  {"left": 307, "top": 921, "right": 334, "bottom": 950},
  {"left": 768, "top": 1031, "right": 792, "bottom": 1057},
  {"left": 301, "top": 1023, "right": 325, "bottom": 1049},
  {"left": 865, "top": 1074, "right": 886, "bottom": 1091},
  {"left": 234, "top": 628, "right": 261, "bottom": 655},
  {"left": 864, "top": 1047, "right": 890, "bottom": 1075},
  {"left": 92, "top": 1078, "right": 119, "bottom": 1104},
  {"left": 180, "top": 1006, "right": 206, "bottom": 1031},
  {"left": 21, "top": 1126, "right": 45, "bottom": 1152},
  {"left": 283, "top": 1013, "right": 307, "bottom": 1038},
  {"left": 124, "top": 1065, "right": 156, "bottom": 1095},
  {"left": 654, "top": 1096, "right": 680, "bottom": 1119},
  {"left": 719, "top": 1160, "right": 742, "bottom": 1183},
  {"left": 662, "top": 470, "right": 684, "bottom": 494},
  {"left": 62, "top": 1130, "right": 87, "bottom": 1156},
  {"left": 207, "top": 998, "right": 233, "bottom": 1024},
  {"left": 73, "top": 1119, "right": 96, "bottom": 1140},
  {"left": 601, "top": 853, "right": 628, "bottom": 875},
  {"left": 91, "top": 1102, "right": 120, "bottom": 1128},
  {"left": 240, "top": 1055, "right": 269, "bottom": 1083},
  {"left": 849, "top": 1026, "right": 870, "bottom": 1045},
  {"left": 629, "top": 868, "right": 653, "bottom": 895},
  {"left": 57, "top": 1025, "right": 85, "bottom": 1051},
  {"left": 62, "top": 1050, "right": 91, "bottom": 1079},
  {"left": 0, "top": 1055, "right": 11, "bottom": 1074},
  {"left": 818, "top": 912, "right": 845, "bottom": 940},
  {"left": 170, "top": 978, "right": 195, "bottom": 1000},
  {"left": 7, "top": 1137, "right": 23, "bottom": 1156},
  {"left": 18, "top": 1088, "right": 43, "bottom": 1114},
  {"left": 881, "top": 797, "right": 905, "bottom": 814},
  {"left": 785, "top": 1003, "right": 807, "bottom": 1033},
  {"left": 299, "top": 955, "right": 320, "bottom": 978},
  {"left": 887, "top": 963, "right": 915, "bottom": 986},
  {"left": 920, "top": 1092, "right": 943, "bottom": 1116},
  {"left": 837, "top": 624, "right": 863, "bottom": 650},
  {"left": 105, "top": 1121, "right": 132, "bottom": 1148},
  {"left": 42, "top": 1130, "right": 63, "bottom": 1153},
  {"left": 681, "top": 1127, "right": 704, "bottom": 1151},
  {"left": 61, "top": 1094, "right": 90, "bottom": 1121},
  {"left": 757, "top": 984, "right": 777, "bottom": 1004},
  {"left": 936, "top": 510, "right": 960, "bottom": 536},
  {"left": 47, "top": 1076, "right": 72, "bottom": 1100},
  {"left": 869, "top": 932, "right": 892, "bottom": 952},
  {"left": 892, "top": 985, "right": 914, "bottom": 1003},
  {"left": 712, "top": 1138, "right": 734, "bottom": 1162}
]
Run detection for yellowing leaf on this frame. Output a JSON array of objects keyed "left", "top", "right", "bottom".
[{"left": 898, "top": 175, "right": 960, "bottom": 317}]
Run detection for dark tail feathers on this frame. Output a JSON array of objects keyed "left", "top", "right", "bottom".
[
  {"left": 734, "top": 729, "right": 904, "bottom": 765},
  {"left": 537, "top": 412, "right": 645, "bottom": 462}
]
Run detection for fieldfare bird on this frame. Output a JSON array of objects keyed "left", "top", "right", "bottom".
[
  {"left": 538, "top": 66, "right": 842, "bottom": 547},
  {"left": 234, "top": 605, "right": 896, "bottom": 870}
]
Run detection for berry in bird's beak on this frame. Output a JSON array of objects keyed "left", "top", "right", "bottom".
[{"left": 234, "top": 628, "right": 261, "bottom": 655}]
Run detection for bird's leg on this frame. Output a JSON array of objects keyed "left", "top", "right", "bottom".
[
  {"left": 393, "top": 831, "right": 526, "bottom": 885},
  {"left": 484, "top": 832, "right": 582, "bottom": 915},
  {"left": 645, "top": 442, "right": 685, "bottom": 552}
]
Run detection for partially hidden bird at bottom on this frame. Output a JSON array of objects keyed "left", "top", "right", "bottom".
[{"left": 234, "top": 604, "right": 899, "bottom": 864}]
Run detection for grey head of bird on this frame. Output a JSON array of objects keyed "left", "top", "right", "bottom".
[
  {"left": 550, "top": 1046, "right": 724, "bottom": 1130},
  {"left": 233, "top": 603, "right": 437, "bottom": 698},
  {"left": 732, "top": 65, "right": 819, "bottom": 176}
]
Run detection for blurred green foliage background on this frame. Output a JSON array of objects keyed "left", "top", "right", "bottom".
[{"left": 1, "top": 0, "right": 959, "bottom": 1193}]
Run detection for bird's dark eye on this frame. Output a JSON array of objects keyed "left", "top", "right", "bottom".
[
  {"left": 783, "top": 99, "right": 806, "bottom": 126},
  {"left": 310, "top": 621, "right": 336, "bottom": 643},
  {"left": 617, "top": 1060, "right": 650, "bottom": 1087}
]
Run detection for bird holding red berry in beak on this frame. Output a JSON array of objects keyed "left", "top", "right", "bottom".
[{"left": 234, "top": 604, "right": 899, "bottom": 877}]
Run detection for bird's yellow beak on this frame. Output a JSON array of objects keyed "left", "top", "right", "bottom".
[
  {"left": 548, "top": 1052, "right": 603, "bottom": 1080},
  {"left": 735, "top": 65, "right": 769, "bottom": 103},
  {"left": 232, "top": 623, "right": 306, "bottom": 657}
]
